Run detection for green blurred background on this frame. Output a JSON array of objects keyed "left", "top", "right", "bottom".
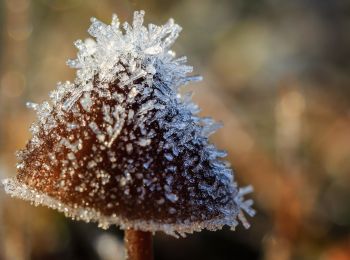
[{"left": 1, "top": 0, "right": 350, "bottom": 259}]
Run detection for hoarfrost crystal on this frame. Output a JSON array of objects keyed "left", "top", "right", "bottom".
[{"left": 2, "top": 11, "right": 255, "bottom": 237}]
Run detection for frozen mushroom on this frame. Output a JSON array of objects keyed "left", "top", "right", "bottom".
[{"left": 2, "top": 11, "right": 255, "bottom": 260}]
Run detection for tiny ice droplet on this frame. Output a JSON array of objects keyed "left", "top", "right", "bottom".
[
  {"left": 165, "top": 193, "right": 178, "bottom": 203},
  {"left": 169, "top": 207, "right": 176, "bottom": 214},
  {"left": 26, "top": 102, "right": 39, "bottom": 111},
  {"left": 137, "top": 138, "right": 151, "bottom": 147}
]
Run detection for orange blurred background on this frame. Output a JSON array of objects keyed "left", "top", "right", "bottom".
[{"left": 0, "top": 0, "right": 350, "bottom": 259}]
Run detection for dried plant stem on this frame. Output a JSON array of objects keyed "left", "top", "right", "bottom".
[{"left": 125, "top": 229, "right": 153, "bottom": 260}]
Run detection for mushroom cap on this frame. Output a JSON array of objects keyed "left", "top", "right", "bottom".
[{"left": 2, "top": 11, "right": 255, "bottom": 237}]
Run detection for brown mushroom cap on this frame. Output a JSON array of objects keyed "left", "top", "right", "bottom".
[{"left": 3, "top": 11, "right": 254, "bottom": 237}]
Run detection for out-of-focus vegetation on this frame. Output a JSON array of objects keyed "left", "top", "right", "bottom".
[{"left": 1, "top": 0, "right": 350, "bottom": 259}]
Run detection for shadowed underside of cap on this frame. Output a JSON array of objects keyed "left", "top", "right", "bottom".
[{"left": 2, "top": 11, "right": 255, "bottom": 237}]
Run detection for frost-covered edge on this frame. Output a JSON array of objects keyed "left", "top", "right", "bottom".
[{"left": 2, "top": 178, "right": 255, "bottom": 237}]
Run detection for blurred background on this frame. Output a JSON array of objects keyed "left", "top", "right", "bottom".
[{"left": 0, "top": 0, "right": 350, "bottom": 259}]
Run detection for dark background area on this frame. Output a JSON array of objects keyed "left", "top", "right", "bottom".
[{"left": 0, "top": 0, "right": 350, "bottom": 259}]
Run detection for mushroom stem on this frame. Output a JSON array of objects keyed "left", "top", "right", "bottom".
[{"left": 125, "top": 229, "right": 153, "bottom": 260}]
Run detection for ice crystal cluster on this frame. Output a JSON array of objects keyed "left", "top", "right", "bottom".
[{"left": 2, "top": 11, "right": 255, "bottom": 237}]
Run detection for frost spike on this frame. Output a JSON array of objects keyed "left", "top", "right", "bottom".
[{"left": 132, "top": 10, "right": 145, "bottom": 29}]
